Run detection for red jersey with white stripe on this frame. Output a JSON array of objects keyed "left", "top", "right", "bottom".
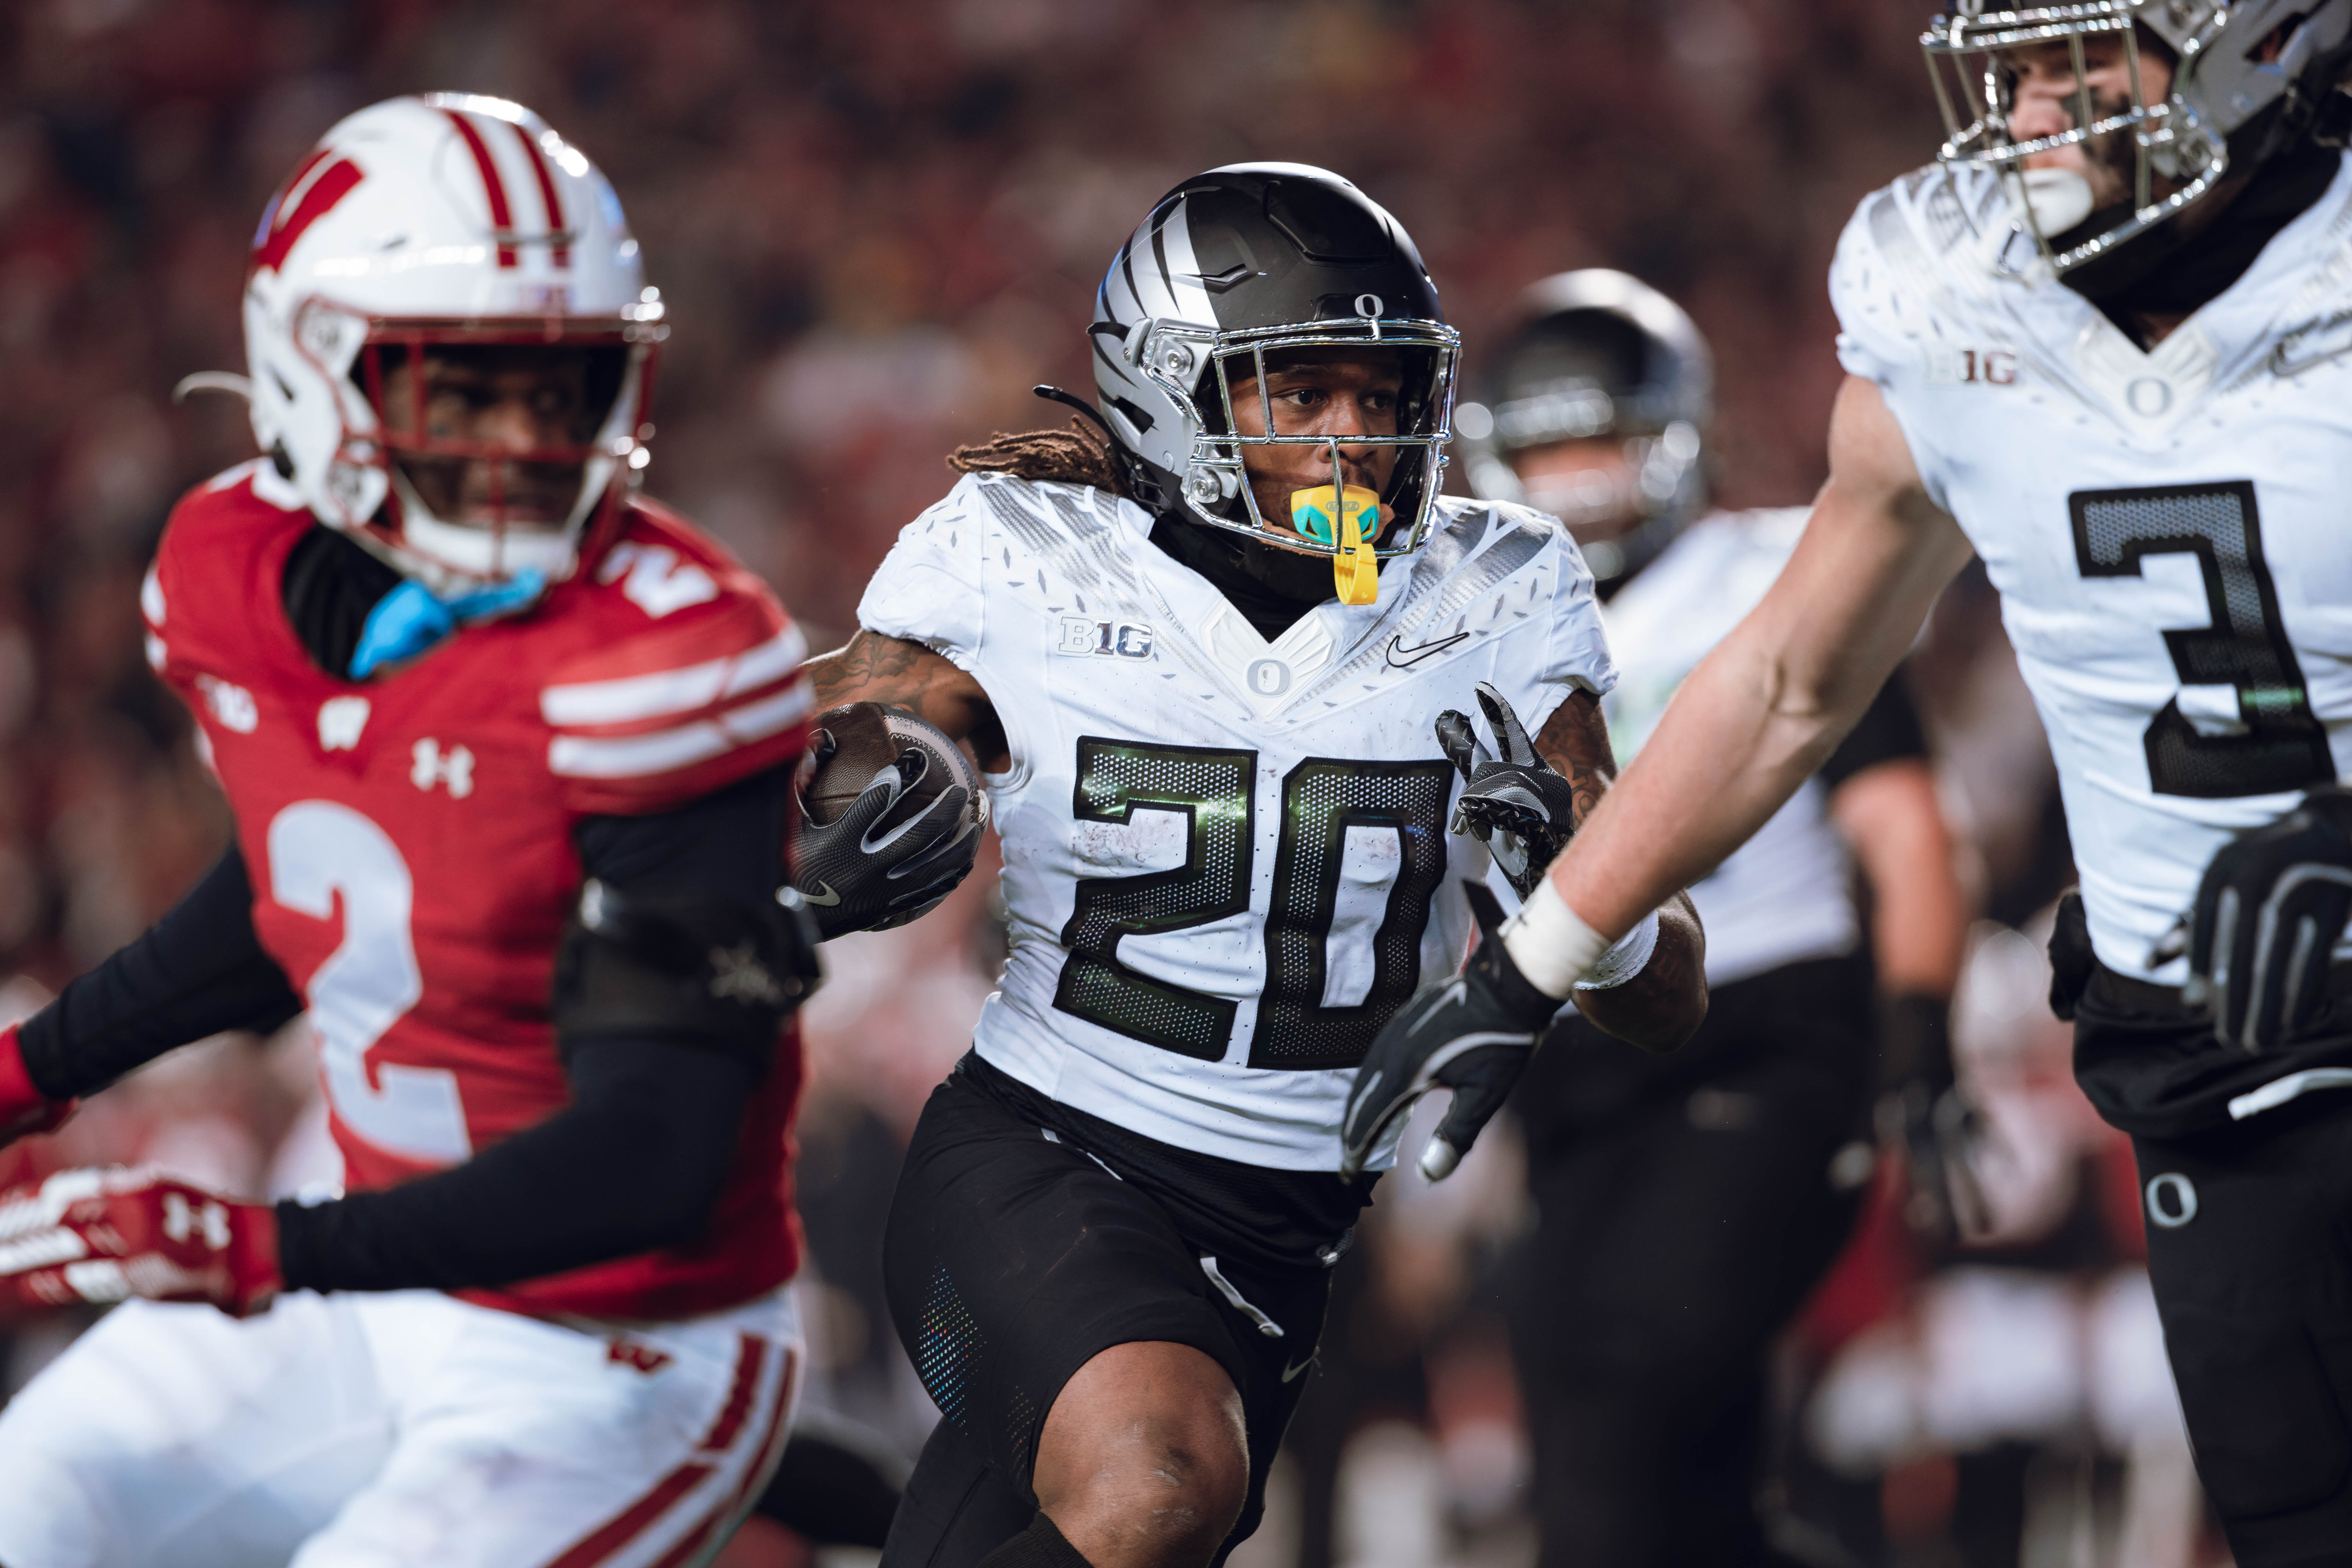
[{"left": 142, "top": 459, "right": 812, "bottom": 1320}]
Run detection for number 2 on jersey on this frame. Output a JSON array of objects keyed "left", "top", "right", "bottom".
[
  {"left": 1054, "top": 739, "right": 1452, "bottom": 1070},
  {"left": 2070, "top": 481, "right": 2332, "bottom": 799},
  {"left": 268, "top": 801, "right": 473, "bottom": 1164}
]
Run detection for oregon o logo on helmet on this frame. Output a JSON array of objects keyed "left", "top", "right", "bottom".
[
  {"left": 2145, "top": 1172, "right": 2198, "bottom": 1228},
  {"left": 1354, "top": 294, "right": 1384, "bottom": 319}
]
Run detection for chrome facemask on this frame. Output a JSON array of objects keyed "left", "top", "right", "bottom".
[
  {"left": 1923, "top": 2, "right": 2226, "bottom": 273},
  {"left": 1136, "top": 314, "right": 1462, "bottom": 559}
]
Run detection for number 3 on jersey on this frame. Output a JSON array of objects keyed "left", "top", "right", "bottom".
[
  {"left": 2070, "top": 481, "right": 2333, "bottom": 799},
  {"left": 1053, "top": 738, "right": 1452, "bottom": 1071},
  {"left": 268, "top": 801, "right": 472, "bottom": 1164}
]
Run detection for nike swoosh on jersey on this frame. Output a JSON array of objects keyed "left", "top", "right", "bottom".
[
  {"left": 1282, "top": 1356, "right": 1315, "bottom": 1383},
  {"left": 800, "top": 881, "right": 842, "bottom": 907},
  {"left": 1385, "top": 631, "right": 1470, "bottom": 669}
]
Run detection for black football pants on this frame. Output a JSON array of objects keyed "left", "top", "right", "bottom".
[
  {"left": 1506, "top": 956, "right": 1873, "bottom": 1568},
  {"left": 2131, "top": 1096, "right": 2352, "bottom": 1568}
]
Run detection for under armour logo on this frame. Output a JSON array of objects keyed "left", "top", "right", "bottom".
[
  {"left": 161, "top": 1191, "right": 230, "bottom": 1251},
  {"left": 317, "top": 697, "right": 370, "bottom": 751},
  {"left": 599, "top": 542, "right": 718, "bottom": 619},
  {"left": 411, "top": 739, "right": 475, "bottom": 799}
]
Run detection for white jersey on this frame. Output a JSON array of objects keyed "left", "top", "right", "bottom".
[
  {"left": 860, "top": 473, "right": 1613, "bottom": 1168},
  {"left": 1832, "top": 156, "right": 2352, "bottom": 985},
  {"left": 1604, "top": 509, "right": 1861, "bottom": 987}
]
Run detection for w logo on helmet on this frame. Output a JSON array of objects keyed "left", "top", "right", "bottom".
[{"left": 250, "top": 149, "right": 364, "bottom": 277}]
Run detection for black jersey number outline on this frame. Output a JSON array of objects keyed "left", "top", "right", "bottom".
[
  {"left": 1054, "top": 739, "right": 1453, "bottom": 1069},
  {"left": 2069, "top": 481, "right": 2331, "bottom": 799},
  {"left": 1056, "top": 739, "right": 1256, "bottom": 1060},
  {"left": 1251, "top": 758, "right": 1454, "bottom": 1070}
]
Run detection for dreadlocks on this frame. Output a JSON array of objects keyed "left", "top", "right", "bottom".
[{"left": 947, "top": 417, "right": 1130, "bottom": 497}]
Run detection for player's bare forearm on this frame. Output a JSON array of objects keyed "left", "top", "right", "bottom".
[
  {"left": 1572, "top": 890, "right": 1706, "bottom": 1051},
  {"left": 1532, "top": 687, "right": 1707, "bottom": 1049},
  {"left": 804, "top": 629, "right": 1009, "bottom": 772},
  {"left": 1546, "top": 376, "right": 1976, "bottom": 942},
  {"left": 1832, "top": 757, "right": 1969, "bottom": 997}
]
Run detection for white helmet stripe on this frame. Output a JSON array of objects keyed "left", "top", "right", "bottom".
[{"left": 1152, "top": 201, "right": 1214, "bottom": 329}]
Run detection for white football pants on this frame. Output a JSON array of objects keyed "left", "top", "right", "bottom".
[{"left": 0, "top": 1285, "right": 800, "bottom": 1568}]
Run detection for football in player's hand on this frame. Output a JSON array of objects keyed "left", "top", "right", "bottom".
[
  {"left": 793, "top": 703, "right": 987, "bottom": 938},
  {"left": 799, "top": 703, "right": 975, "bottom": 833}
]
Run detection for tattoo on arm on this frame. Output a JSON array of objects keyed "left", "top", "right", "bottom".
[
  {"left": 1535, "top": 689, "right": 1616, "bottom": 830},
  {"left": 803, "top": 630, "right": 1008, "bottom": 771},
  {"left": 807, "top": 629, "right": 931, "bottom": 710}
]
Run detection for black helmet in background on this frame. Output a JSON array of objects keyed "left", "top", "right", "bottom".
[{"left": 1461, "top": 270, "right": 1712, "bottom": 587}]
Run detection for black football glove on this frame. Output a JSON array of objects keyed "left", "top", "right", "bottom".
[
  {"left": 1874, "top": 992, "right": 1986, "bottom": 1245},
  {"left": 2171, "top": 786, "right": 2352, "bottom": 1053},
  {"left": 1437, "top": 683, "right": 1582, "bottom": 900},
  {"left": 1340, "top": 882, "right": 1561, "bottom": 1181},
  {"left": 793, "top": 722, "right": 986, "bottom": 941}
]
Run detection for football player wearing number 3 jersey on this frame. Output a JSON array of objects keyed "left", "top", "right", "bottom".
[
  {"left": 795, "top": 165, "right": 1706, "bottom": 1568},
  {"left": 1351, "top": 7, "right": 2352, "bottom": 1566},
  {"left": 0, "top": 97, "right": 821, "bottom": 1568}
]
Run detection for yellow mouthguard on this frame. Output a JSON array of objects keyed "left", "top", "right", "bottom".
[{"left": 1291, "top": 484, "right": 1383, "bottom": 606}]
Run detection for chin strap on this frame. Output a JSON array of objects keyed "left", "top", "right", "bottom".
[{"left": 349, "top": 569, "right": 547, "bottom": 679}]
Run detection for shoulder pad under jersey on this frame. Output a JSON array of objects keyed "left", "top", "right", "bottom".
[
  {"left": 538, "top": 499, "right": 810, "bottom": 816},
  {"left": 143, "top": 460, "right": 313, "bottom": 684}
]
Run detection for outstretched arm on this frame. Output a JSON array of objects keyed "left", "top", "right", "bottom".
[
  {"left": 1530, "top": 691, "right": 1706, "bottom": 1052},
  {"left": 1541, "top": 377, "right": 1976, "bottom": 952},
  {"left": 805, "top": 630, "right": 1007, "bottom": 773}
]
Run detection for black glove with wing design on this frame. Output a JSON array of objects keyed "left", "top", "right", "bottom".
[
  {"left": 2174, "top": 785, "right": 2352, "bottom": 1052},
  {"left": 1437, "top": 683, "right": 1582, "bottom": 899},
  {"left": 792, "top": 704, "right": 987, "bottom": 940},
  {"left": 1340, "top": 882, "right": 1561, "bottom": 1181}
]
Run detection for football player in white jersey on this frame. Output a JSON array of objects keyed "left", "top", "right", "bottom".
[
  {"left": 1347, "top": 7, "right": 2352, "bottom": 1565},
  {"left": 1456, "top": 271, "right": 1970, "bottom": 1567},
  {"left": 793, "top": 165, "right": 1706, "bottom": 1568}
]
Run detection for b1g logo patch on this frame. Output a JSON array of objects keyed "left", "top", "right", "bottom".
[
  {"left": 1056, "top": 618, "right": 1154, "bottom": 659},
  {"left": 1923, "top": 346, "right": 2020, "bottom": 387}
]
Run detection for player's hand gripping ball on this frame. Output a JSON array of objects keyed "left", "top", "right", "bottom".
[
  {"left": 1341, "top": 883, "right": 1563, "bottom": 1181},
  {"left": 2172, "top": 785, "right": 2352, "bottom": 1052},
  {"left": 1437, "top": 683, "right": 1582, "bottom": 899},
  {"left": 792, "top": 703, "right": 987, "bottom": 940},
  {"left": 0, "top": 1167, "right": 280, "bottom": 1318}
]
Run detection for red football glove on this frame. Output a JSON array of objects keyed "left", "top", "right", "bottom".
[
  {"left": 0, "top": 1022, "right": 74, "bottom": 1145},
  {"left": 0, "top": 1167, "right": 281, "bottom": 1318}
]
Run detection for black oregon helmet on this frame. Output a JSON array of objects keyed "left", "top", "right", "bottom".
[
  {"left": 1089, "top": 163, "right": 1462, "bottom": 559},
  {"left": 1461, "top": 270, "right": 1711, "bottom": 585}
]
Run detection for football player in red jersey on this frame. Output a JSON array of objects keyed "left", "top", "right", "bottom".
[{"left": 0, "top": 96, "right": 820, "bottom": 1568}]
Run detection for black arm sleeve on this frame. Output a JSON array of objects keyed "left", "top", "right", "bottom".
[
  {"left": 277, "top": 1037, "right": 752, "bottom": 1292},
  {"left": 275, "top": 764, "right": 792, "bottom": 1294},
  {"left": 1819, "top": 667, "right": 1930, "bottom": 792},
  {"left": 18, "top": 845, "right": 304, "bottom": 1101}
]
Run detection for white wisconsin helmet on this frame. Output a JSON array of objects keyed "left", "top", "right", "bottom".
[
  {"left": 240, "top": 93, "right": 665, "bottom": 588},
  {"left": 1924, "top": 0, "right": 2352, "bottom": 273}
]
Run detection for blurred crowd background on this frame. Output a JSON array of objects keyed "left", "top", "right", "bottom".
[{"left": 0, "top": 0, "right": 2217, "bottom": 1564}]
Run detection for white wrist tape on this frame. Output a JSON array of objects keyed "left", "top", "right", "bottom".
[
  {"left": 1499, "top": 880, "right": 1609, "bottom": 1000},
  {"left": 1498, "top": 880, "right": 1660, "bottom": 999},
  {"left": 1574, "top": 910, "right": 1659, "bottom": 992}
]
